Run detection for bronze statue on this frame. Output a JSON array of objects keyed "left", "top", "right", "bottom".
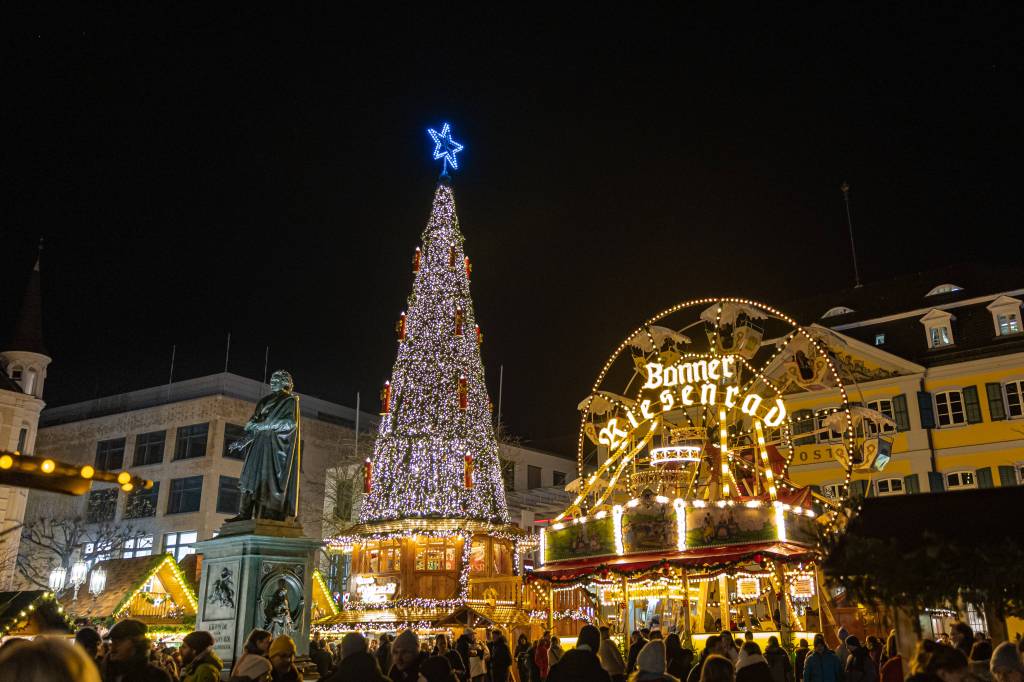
[
  {"left": 227, "top": 369, "right": 301, "bottom": 522},
  {"left": 260, "top": 578, "right": 304, "bottom": 638}
]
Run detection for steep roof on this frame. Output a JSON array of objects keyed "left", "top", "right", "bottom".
[
  {"left": 71, "top": 554, "right": 198, "bottom": 621},
  {"left": 7, "top": 246, "right": 47, "bottom": 356},
  {"left": 0, "top": 590, "right": 74, "bottom": 636}
]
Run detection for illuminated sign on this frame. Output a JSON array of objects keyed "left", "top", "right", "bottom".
[
  {"left": 353, "top": 575, "right": 398, "bottom": 603},
  {"left": 790, "top": 574, "right": 815, "bottom": 599},
  {"left": 736, "top": 577, "right": 760, "bottom": 600}
]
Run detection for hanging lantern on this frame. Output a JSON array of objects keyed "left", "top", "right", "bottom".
[
  {"left": 464, "top": 453, "right": 474, "bottom": 488},
  {"left": 363, "top": 458, "right": 372, "bottom": 494},
  {"left": 449, "top": 246, "right": 457, "bottom": 269},
  {"left": 458, "top": 374, "right": 468, "bottom": 410},
  {"left": 464, "top": 256, "right": 472, "bottom": 280},
  {"left": 396, "top": 312, "right": 407, "bottom": 341},
  {"left": 476, "top": 325, "right": 482, "bottom": 346},
  {"left": 412, "top": 247, "right": 421, "bottom": 273},
  {"left": 48, "top": 566, "right": 67, "bottom": 592},
  {"left": 380, "top": 381, "right": 392, "bottom": 415},
  {"left": 455, "top": 306, "right": 464, "bottom": 336},
  {"left": 89, "top": 566, "right": 106, "bottom": 596}
]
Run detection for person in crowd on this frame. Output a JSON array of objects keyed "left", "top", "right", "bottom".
[
  {"left": 846, "top": 636, "right": 878, "bottom": 682},
  {"left": 0, "top": 636, "right": 102, "bottom": 682},
  {"left": 803, "top": 634, "right": 843, "bottom": 682},
  {"left": 970, "top": 641, "right": 994, "bottom": 682},
  {"left": 327, "top": 648, "right": 390, "bottom": 682},
  {"left": 269, "top": 635, "right": 302, "bottom": 682},
  {"left": 180, "top": 631, "right": 222, "bottom": 682},
  {"left": 390, "top": 629, "right": 424, "bottom": 682},
  {"left": 686, "top": 636, "right": 723, "bottom": 682},
  {"left": 549, "top": 636, "right": 565, "bottom": 669},
  {"left": 419, "top": 655, "right": 459, "bottom": 682},
  {"left": 529, "top": 639, "right": 543, "bottom": 682},
  {"left": 490, "top": 631, "right": 514, "bottom": 682},
  {"left": 434, "top": 633, "right": 466, "bottom": 680},
  {"left": 949, "top": 624, "right": 974, "bottom": 660},
  {"left": 630, "top": 632, "right": 650, "bottom": 674},
  {"left": 764, "top": 636, "right": 794, "bottom": 682},
  {"left": 835, "top": 629, "right": 851, "bottom": 671},
  {"left": 371, "top": 639, "right": 380, "bottom": 654},
  {"left": 76, "top": 626, "right": 102, "bottom": 662},
  {"left": 990, "top": 642, "right": 1024, "bottom": 682},
  {"left": 651, "top": 633, "right": 664, "bottom": 641},
  {"left": 310, "top": 640, "right": 334, "bottom": 678},
  {"left": 599, "top": 626, "right": 628, "bottom": 682},
  {"left": 920, "top": 642, "right": 968, "bottom": 682},
  {"left": 736, "top": 641, "right": 773, "bottom": 682},
  {"left": 535, "top": 631, "right": 552, "bottom": 681},
  {"left": 626, "top": 639, "right": 677, "bottom": 682},
  {"left": 457, "top": 628, "right": 477, "bottom": 681},
  {"left": 100, "top": 618, "right": 172, "bottom": 682},
  {"left": 547, "top": 624, "right": 611, "bottom": 682},
  {"left": 378, "top": 634, "right": 394, "bottom": 677},
  {"left": 745, "top": 633, "right": 756, "bottom": 644},
  {"left": 795, "top": 640, "right": 810, "bottom": 682},
  {"left": 700, "top": 655, "right": 736, "bottom": 682},
  {"left": 665, "top": 634, "right": 692, "bottom": 680},
  {"left": 516, "top": 634, "right": 532, "bottom": 682},
  {"left": 879, "top": 634, "right": 903, "bottom": 682},
  {"left": 720, "top": 633, "right": 739, "bottom": 665},
  {"left": 232, "top": 628, "right": 274, "bottom": 682},
  {"left": 866, "top": 637, "right": 884, "bottom": 672}
]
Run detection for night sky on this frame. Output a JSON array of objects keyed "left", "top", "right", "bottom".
[{"left": 3, "top": 7, "right": 1022, "bottom": 456}]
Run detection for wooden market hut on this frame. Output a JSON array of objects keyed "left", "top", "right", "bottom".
[
  {"left": 0, "top": 591, "right": 74, "bottom": 639},
  {"left": 71, "top": 554, "right": 198, "bottom": 637}
]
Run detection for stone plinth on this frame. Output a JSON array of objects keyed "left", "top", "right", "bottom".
[{"left": 195, "top": 521, "right": 321, "bottom": 666}]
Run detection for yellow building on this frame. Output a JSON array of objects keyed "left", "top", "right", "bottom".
[{"left": 780, "top": 266, "right": 1024, "bottom": 504}]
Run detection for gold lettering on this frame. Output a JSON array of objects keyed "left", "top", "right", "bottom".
[
  {"left": 660, "top": 389, "right": 675, "bottom": 411},
  {"left": 741, "top": 394, "right": 763, "bottom": 416},
  {"left": 662, "top": 365, "right": 678, "bottom": 387},
  {"left": 644, "top": 363, "right": 663, "bottom": 389}
]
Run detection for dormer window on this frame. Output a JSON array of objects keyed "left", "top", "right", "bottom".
[
  {"left": 10, "top": 366, "right": 22, "bottom": 381},
  {"left": 822, "top": 306, "right": 855, "bottom": 319},
  {"left": 986, "top": 296, "right": 1023, "bottom": 337},
  {"left": 920, "top": 309, "right": 955, "bottom": 349},
  {"left": 926, "top": 284, "right": 963, "bottom": 296}
]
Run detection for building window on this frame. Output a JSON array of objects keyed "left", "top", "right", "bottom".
[
  {"left": 124, "top": 481, "right": 159, "bottom": 519},
  {"left": 552, "top": 471, "right": 567, "bottom": 487},
  {"left": 83, "top": 540, "right": 115, "bottom": 567},
  {"left": 133, "top": 430, "right": 166, "bottom": 466},
  {"left": 997, "top": 313, "right": 1022, "bottom": 336},
  {"left": 934, "top": 391, "right": 966, "bottom": 427},
  {"left": 527, "top": 465, "right": 542, "bottom": 490},
  {"left": 1005, "top": 381, "right": 1024, "bottom": 418},
  {"left": 866, "top": 400, "right": 897, "bottom": 435},
  {"left": 223, "top": 423, "right": 248, "bottom": 459},
  {"left": 926, "top": 283, "right": 963, "bottom": 296},
  {"left": 1017, "top": 464, "right": 1024, "bottom": 485},
  {"left": 816, "top": 410, "right": 842, "bottom": 443},
  {"left": 167, "top": 476, "right": 203, "bottom": 514},
  {"left": 415, "top": 538, "right": 458, "bottom": 571},
  {"left": 875, "top": 478, "right": 904, "bottom": 496},
  {"left": 95, "top": 438, "right": 126, "bottom": 471},
  {"left": 366, "top": 540, "right": 402, "bottom": 573},
  {"left": 874, "top": 333, "right": 885, "bottom": 346},
  {"left": 945, "top": 471, "right": 976, "bottom": 490},
  {"left": 965, "top": 603, "right": 987, "bottom": 635},
  {"left": 86, "top": 488, "right": 118, "bottom": 523},
  {"left": 10, "top": 366, "right": 22, "bottom": 381},
  {"left": 174, "top": 423, "right": 208, "bottom": 460},
  {"left": 123, "top": 535, "right": 154, "bottom": 558},
  {"left": 929, "top": 325, "right": 953, "bottom": 348},
  {"left": 216, "top": 476, "right": 241, "bottom": 515},
  {"left": 500, "top": 458, "right": 515, "bottom": 492},
  {"left": 821, "top": 483, "right": 847, "bottom": 500},
  {"left": 163, "top": 530, "right": 198, "bottom": 561},
  {"left": 16, "top": 426, "right": 28, "bottom": 453},
  {"left": 792, "top": 409, "right": 816, "bottom": 446},
  {"left": 986, "top": 296, "right": 1023, "bottom": 337}
]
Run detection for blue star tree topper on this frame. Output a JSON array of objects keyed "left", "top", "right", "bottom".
[{"left": 428, "top": 122, "right": 464, "bottom": 173}]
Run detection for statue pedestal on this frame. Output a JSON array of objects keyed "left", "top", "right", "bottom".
[{"left": 195, "top": 520, "right": 321, "bottom": 667}]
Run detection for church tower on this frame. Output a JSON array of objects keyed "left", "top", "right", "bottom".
[{"left": 0, "top": 241, "right": 50, "bottom": 588}]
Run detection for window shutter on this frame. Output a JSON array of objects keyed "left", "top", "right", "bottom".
[
  {"left": 998, "top": 465, "right": 1017, "bottom": 486},
  {"left": 975, "top": 467, "right": 994, "bottom": 488},
  {"left": 962, "top": 386, "right": 983, "bottom": 424},
  {"left": 892, "top": 394, "right": 911, "bottom": 432},
  {"left": 917, "top": 392, "right": 935, "bottom": 429},
  {"left": 903, "top": 474, "right": 920, "bottom": 494},
  {"left": 986, "top": 383, "right": 1007, "bottom": 421},
  {"left": 927, "top": 471, "right": 945, "bottom": 492}
]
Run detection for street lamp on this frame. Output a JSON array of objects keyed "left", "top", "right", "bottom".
[
  {"left": 48, "top": 566, "right": 67, "bottom": 592},
  {"left": 68, "top": 560, "right": 88, "bottom": 600},
  {"left": 88, "top": 566, "right": 106, "bottom": 597}
]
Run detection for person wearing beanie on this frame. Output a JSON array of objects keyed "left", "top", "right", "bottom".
[
  {"left": 763, "top": 636, "right": 795, "bottom": 682},
  {"left": 180, "top": 630, "right": 223, "bottom": 682},
  {"left": 844, "top": 636, "right": 877, "bottom": 682},
  {"left": 101, "top": 618, "right": 172, "bottom": 682},
  {"left": 269, "top": 635, "right": 301, "bottom": 682},
  {"left": 548, "top": 624, "right": 612, "bottom": 682},
  {"left": 990, "top": 641, "right": 1024, "bottom": 682},
  {"left": 803, "top": 634, "right": 843, "bottom": 682},
  {"left": 391, "top": 629, "right": 423, "bottom": 682},
  {"left": 341, "top": 632, "right": 368, "bottom": 660},
  {"left": 627, "top": 639, "right": 679, "bottom": 682}
]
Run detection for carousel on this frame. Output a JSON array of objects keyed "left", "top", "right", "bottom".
[{"left": 527, "top": 298, "right": 894, "bottom": 648}]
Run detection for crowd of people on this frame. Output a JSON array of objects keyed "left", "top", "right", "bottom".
[{"left": 0, "top": 620, "right": 1021, "bottom": 682}]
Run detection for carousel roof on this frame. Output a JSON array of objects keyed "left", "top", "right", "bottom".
[
  {"left": 315, "top": 602, "right": 530, "bottom": 630},
  {"left": 530, "top": 541, "right": 817, "bottom": 583}
]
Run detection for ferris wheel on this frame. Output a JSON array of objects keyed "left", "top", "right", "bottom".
[{"left": 565, "top": 298, "right": 895, "bottom": 528}]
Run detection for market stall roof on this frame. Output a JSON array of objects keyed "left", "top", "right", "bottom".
[
  {"left": 311, "top": 570, "right": 340, "bottom": 619},
  {"left": 437, "top": 604, "right": 532, "bottom": 628},
  {"left": 531, "top": 541, "right": 817, "bottom": 583},
  {"left": 315, "top": 606, "right": 453, "bottom": 629},
  {"left": 0, "top": 591, "right": 74, "bottom": 637},
  {"left": 71, "top": 554, "right": 198, "bottom": 621}
]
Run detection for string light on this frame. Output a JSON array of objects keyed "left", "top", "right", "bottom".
[{"left": 427, "top": 123, "right": 464, "bottom": 172}]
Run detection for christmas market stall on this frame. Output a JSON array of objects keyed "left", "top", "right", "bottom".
[
  {"left": 0, "top": 591, "right": 75, "bottom": 640},
  {"left": 70, "top": 554, "right": 199, "bottom": 641},
  {"left": 528, "top": 299, "right": 893, "bottom": 646},
  {"left": 317, "top": 131, "right": 536, "bottom": 639}
]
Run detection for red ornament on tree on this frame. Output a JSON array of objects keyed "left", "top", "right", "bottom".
[
  {"left": 475, "top": 324, "right": 482, "bottom": 346},
  {"left": 464, "top": 256, "right": 472, "bottom": 280},
  {"left": 454, "top": 306, "right": 464, "bottom": 336},
  {"left": 464, "top": 453, "right": 474, "bottom": 488},
  {"left": 363, "top": 458, "right": 372, "bottom": 494},
  {"left": 396, "top": 312, "right": 407, "bottom": 341},
  {"left": 412, "top": 247, "right": 421, "bottom": 273},
  {"left": 380, "top": 381, "right": 391, "bottom": 415},
  {"left": 458, "top": 374, "right": 468, "bottom": 410},
  {"left": 753, "top": 553, "right": 764, "bottom": 564}
]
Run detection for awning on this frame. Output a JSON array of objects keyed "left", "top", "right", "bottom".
[
  {"left": 314, "top": 603, "right": 533, "bottom": 632},
  {"left": 438, "top": 604, "right": 532, "bottom": 628},
  {"left": 530, "top": 541, "right": 817, "bottom": 582}
]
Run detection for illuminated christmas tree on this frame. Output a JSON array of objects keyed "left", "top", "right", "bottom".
[{"left": 360, "top": 131, "right": 509, "bottom": 524}]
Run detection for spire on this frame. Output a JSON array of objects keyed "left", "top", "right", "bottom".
[{"left": 9, "top": 238, "right": 47, "bottom": 356}]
